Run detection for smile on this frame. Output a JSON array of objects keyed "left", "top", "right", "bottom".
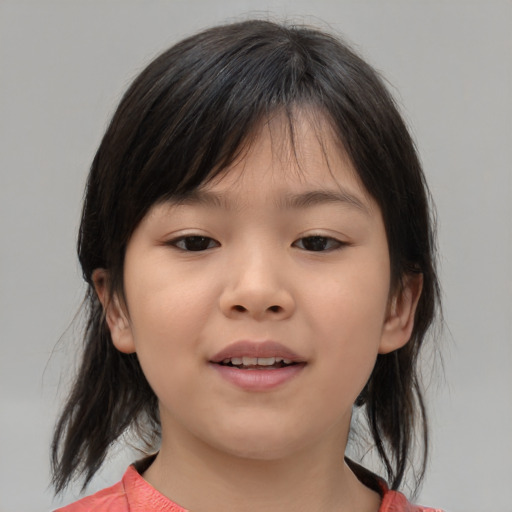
[
  {"left": 219, "top": 356, "right": 295, "bottom": 369},
  {"left": 210, "top": 340, "right": 306, "bottom": 390},
  {"left": 210, "top": 340, "right": 305, "bottom": 363}
]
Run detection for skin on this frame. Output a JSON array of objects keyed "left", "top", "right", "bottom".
[{"left": 95, "top": 112, "right": 422, "bottom": 512}]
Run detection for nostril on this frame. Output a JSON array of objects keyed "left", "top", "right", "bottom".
[{"left": 231, "top": 304, "right": 281, "bottom": 313}]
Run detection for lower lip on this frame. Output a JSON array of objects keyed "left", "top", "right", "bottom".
[{"left": 210, "top": 363, "right": 306, "bottom": 391}]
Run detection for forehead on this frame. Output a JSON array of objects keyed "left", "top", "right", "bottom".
[{"left": 193, "top": 110, "right": 376, "bottom": 213}]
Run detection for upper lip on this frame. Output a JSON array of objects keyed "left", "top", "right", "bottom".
[{"left": 210, "top": 340, "right": 305, "bottom": 363}]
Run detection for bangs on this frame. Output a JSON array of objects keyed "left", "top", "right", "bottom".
[{"left": 118, "top": 30, "right": 324, "bottom": 211}]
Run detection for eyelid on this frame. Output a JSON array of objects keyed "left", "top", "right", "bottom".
[
  {"left": 165, "top": 234, "right": 220, "bottom": 251},
  {"left": 163, "top": 231, "right": 349, "bottom": 252},
  {"left": 292, "top": 234, "right": 349, "bottom": 252}
]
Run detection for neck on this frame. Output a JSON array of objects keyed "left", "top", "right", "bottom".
[{"left": 143, "top": 420, "right": 380, "bottom": 512}]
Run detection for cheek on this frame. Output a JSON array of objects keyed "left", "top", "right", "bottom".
[
  {"left": 126, "top": 287, "right": 206, "bottom": 416},
  {"left": 307, "top": 252, "right": 390, "bottom": 331},
  {"left": 123, "top": 264, "right": 219, "bottom": 391},
  {"left": 304, "top": 255, "right": 390, "bottom": 395},
  {"left": 126, "top": 259, "right": 217, "bottom": 340}
]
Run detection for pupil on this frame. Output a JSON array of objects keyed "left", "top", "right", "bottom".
[
  {"left": 185, "top": 236, "right": 210, "bottom": 251},
  {"left": 304, "top": 236, "right": 328, "bottom": 251}
]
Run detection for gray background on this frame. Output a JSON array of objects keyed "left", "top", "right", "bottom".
[{"left": 1, "top": 1, "right": 511, "bottom": 511}]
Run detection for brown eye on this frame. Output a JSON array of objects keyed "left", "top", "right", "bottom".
[
  {"left": 172, "top": 236, "right": 219, "bottom": 251},
  {"left": 293, "top": 236, "right": 343, "bottom": 252}
]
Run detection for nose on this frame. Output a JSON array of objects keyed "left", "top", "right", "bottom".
[{"left": 219, "top": 248, "right": 296, "bottom": 321}]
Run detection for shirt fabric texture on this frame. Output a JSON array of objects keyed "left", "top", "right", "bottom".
[{"left": 55, "top": 460, "right": 443, "bottom": 512}]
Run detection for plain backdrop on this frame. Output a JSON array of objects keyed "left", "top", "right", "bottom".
[{"left": 1, "top": 1, "right": 511, "bottom": 511}]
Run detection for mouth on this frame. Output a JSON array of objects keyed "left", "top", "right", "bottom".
[
  {"left": 210, "top": 340, "right": 305, "bottom": 367},
  {"left": 218, "top": 356, "right": 297, "bottom": 370},
  {"left": 209, "top": 340, "right": 306, "bottom": 390}
]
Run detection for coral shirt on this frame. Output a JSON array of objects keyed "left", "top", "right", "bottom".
[{"left": 55, "top": 462, "right": 443, "bottom": 512}]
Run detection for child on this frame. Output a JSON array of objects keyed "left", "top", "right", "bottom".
[{"left": 52, "top": 19, "right": 443, "bottom": 512}]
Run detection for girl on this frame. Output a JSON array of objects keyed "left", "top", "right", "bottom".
[{"left": 52, "top": 19, "right": 443, "bottom": 512}]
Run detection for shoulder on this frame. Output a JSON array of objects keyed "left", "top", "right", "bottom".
[
  {"left": 380, "top": 489, "right": 444, "bottom": 512},
  {"left": 54, "top": 463, "right": 188, "bottom": 512},
  {"left": 345, "top": 458, "right": 443, "bottom": 512},
  {"left": 53, "top": 479, "right": 127, "bottom": 512}
]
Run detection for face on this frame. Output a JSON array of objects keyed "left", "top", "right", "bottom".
[{"left": 100, "top": 113, "right": 419, "bottom": 463}]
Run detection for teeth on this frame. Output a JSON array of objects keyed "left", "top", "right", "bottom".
[
  {"left": 221, "top": 356, "right": 294, "bottom": 366},
  {"left": 257, "top": 357, "right": 276, "bottom": 366}
]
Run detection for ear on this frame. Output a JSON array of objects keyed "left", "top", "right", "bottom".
[
  {"left": 379, "top": 273, "right": 423, "bottom": 354},
  {"left": 92, "top": 269, "right": 136, "bottom": 354}
]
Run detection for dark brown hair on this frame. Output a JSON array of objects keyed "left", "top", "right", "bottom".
[{"left": 52, "top": 19, "right": 440, "bottom": 495}]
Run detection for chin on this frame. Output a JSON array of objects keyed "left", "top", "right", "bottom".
[
  {"left": 219, "top": 443, "right": 298, "bottom": 462},
  {"left": 204, "top": 423, "right": 311, "bottom": 462}
]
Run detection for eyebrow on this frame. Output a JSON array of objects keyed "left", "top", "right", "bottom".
[
  {"left": 171, "top": 188, "right": 370, "bottom": 215},
  {"left": 278, "top": 189, "right": 370, "bottom": 214}
]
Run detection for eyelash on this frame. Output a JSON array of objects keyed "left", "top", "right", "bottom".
[
  {"left": 292, "top": 236, "right": 345, "bottom": 252},
  {"left": 168, "top": 235, "right": 346, "bottom": 253},
  {"left": 170, "top": 236, "right": 220, "bottom": 252}
]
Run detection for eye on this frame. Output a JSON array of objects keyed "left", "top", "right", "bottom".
[
  {"left": 293, "top": 236, "right": 344, "bottom": 252},
  {"left": 170, "top": 236, "right": 219, "bottom": 251}
]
